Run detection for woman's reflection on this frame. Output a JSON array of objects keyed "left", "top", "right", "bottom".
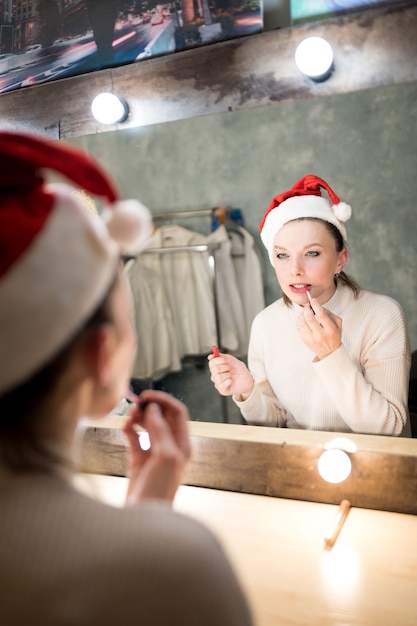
[{"left": 209, "top": 174, "right": 411, "bottom": 436}]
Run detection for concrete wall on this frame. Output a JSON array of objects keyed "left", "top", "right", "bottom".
[{"left": 68, "top": 78, "right": 417, "bottom": 351}]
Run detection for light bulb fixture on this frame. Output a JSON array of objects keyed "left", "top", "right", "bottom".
[
  {"left": 91, "top": 92, "right": 129, "bottom": 124},
  {"left": 318, "top": 449, "right": 351, "bottom": 484},
  {"left": 295, "top": 36, "right": 334, "bottom": 82},
  {"left": 318, "top": 437, "right": 356, "bottom": 483}
]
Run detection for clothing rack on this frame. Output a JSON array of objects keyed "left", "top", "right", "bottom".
[
  {"left": 142, "top": 212, "right": 229, "bottom": 422},
  {"left": 153, "top": 208, "right": 215, "bottom": 220},
  {"left": 141, "top": 242, "right": 223, "bottom": 363}
]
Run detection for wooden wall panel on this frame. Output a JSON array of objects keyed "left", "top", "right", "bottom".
[{"left": 0, "top": 3, "right": 416, "bottom": 139}]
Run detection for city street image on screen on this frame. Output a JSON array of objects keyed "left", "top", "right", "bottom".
[{"left": 0, "top": 0, "right": 263, "bottom": 93}]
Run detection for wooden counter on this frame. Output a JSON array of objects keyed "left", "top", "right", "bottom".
[{"left": 74, "top": 473, "right": 417, "bottom": 626}]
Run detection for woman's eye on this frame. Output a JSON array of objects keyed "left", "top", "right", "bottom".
[
  {"left": 306, "top": 250, "right": 319, "bottom": 257},
  {"left": 276, "top": 253, "right": 288, "bottom": 260}
]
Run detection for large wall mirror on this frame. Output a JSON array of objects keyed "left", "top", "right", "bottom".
[
  {"left": 1, "top": 2, "right": 416, "bottom": 437},
  {"left": 66, "top": 76, "right": 417, "bottom": 426}
]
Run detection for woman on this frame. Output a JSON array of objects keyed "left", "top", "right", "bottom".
[
  {"left": 209, "top": 174, "right": 411, "bottom": 436},
  {"left": 0, "top": 130, "right": 253, "bottom": 625}
]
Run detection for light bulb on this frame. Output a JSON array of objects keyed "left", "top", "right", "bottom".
[
  {"left": 318, "top": 448, "right": 351, "bottom": 483},
  {"left": 138, "top": 431, "right": 151, "bottom": 451},
  {"left": 91, "top": 93, "right": 128, "bottom": 124},
  {"left": 295, "top": 37, "right": 334, "bottom": 81}
]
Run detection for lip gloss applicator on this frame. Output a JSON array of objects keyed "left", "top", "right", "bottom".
[
  {"left": 125, "top": 388, "right": 149, "bottom": 410},
  {"left": 306, "top": 288, "right": 315, "bottom": 314},
  {"left": 212, "top": 345, "right": 220, "bottom": 358},
  {"left": 124, "top": 389, "right": 152, "bottom": 450}
]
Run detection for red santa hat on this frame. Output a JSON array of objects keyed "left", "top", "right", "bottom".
[
  {"left": 0, "top": 129, "right": 153, "bottom": 395},
  {"left": 260, "top": 174, "right": 352, "bottom": 265}
]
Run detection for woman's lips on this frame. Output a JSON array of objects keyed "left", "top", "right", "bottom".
[{"left": 290, "top": 284, "right": 311, "bottom": 294}]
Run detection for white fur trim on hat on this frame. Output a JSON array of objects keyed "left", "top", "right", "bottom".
[
  {"left": 101, "top": 199, "right": 153, "bottom": 255},
  {"left": 0, "top": 190, "right": 118, "bottom": 394},
  {"left": 260, "top": 195, "right": 349, "bottom": 266}
]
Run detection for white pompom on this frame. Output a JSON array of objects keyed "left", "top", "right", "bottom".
[
  {"left": 101, "top": 200, "right": 153, "bottom": 254},
  {"left": 333, "top": 201, "right": 352, "bottom": 222}
]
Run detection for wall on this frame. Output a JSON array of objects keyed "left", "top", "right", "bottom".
[{"left": 68, "top": 78, "right": 417, "bottom": 352}]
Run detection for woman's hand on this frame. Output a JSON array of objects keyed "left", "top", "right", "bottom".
[
  {"left": 122, "top": 390, "right": 192, "bottom": 505},
  {"left": 208, "top": 351, "right": 254, "bottom": 400},
  {"left": 296, "top": 296, "right": 343, "bottom": 360}
]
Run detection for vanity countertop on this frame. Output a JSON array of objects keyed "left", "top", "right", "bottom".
[{"left": 75, "top": 472, "right": 417, "bottom": 626}]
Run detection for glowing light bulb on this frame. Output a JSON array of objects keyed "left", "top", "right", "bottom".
[
  {"left": 91, "top": 93, "right": 128, "bottom": 124},
  {"left": 318, "top": 448, "right": 351, "bottom": 483},
  {"left": 295, "top": 37, "right": 334, "bottom": 81},
  {"left": 138, "top": 431, "right": 151, "bottom": 451}
]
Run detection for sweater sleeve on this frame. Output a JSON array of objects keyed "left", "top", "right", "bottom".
[
  {"left": 233, "top": 316, "right": 289, "bottom": 427},
  {"left": 312, "top": 297, "right": 411, "bottom": 435},
  {"left": 233, "top": 379, "right": 288, "bottom": 427}
]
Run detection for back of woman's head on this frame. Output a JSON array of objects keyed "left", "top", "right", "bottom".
[
  {"left": 0, "top": 131, "right": 153, "bottom": 468},
  {"left": 0, "top": 130, "right": 152, "bottom": 398}
]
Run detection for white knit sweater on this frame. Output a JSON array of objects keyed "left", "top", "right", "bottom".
[
  {"left": 0, "top": 469, "right": 253, "bottom": 626},
  {"left": 235, "top": 284, "right": 411, "bottom": 436}
]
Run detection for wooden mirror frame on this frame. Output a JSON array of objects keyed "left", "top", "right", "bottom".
[{"left": 81, "top": 419, "right": 417, "bottom": 514}]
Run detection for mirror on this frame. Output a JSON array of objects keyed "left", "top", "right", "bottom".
[
  {"left": 2, "top": 2, "right": 414, "bottom": 436},
  {"left": 66, "top": 76, "right": 417, "bottom": 428}
]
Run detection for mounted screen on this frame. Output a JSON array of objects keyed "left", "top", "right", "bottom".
[
  {"left": 0, "top": 0, "right": 263, "bottom": 94},
  {"left": 291, "top": 0, "right": 405, "bottom": 25}
]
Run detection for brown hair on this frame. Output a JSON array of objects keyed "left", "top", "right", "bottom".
[{"left": 281, "top": 218, "right": 360, "bottom": 307}]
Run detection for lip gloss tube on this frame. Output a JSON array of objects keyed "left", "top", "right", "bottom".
[
  {"left": 125, "top": 388, "right": 150, "bottom": 410},
  {"left": 306, "top": 289, "right": 316, "bottom": 315},
  {"left": 124, "top": 389, "right": 152, "bottom": 450}
]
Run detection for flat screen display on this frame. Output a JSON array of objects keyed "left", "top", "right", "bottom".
[
  {"left": 0, "top": 0, "right": 263, "bottom": 94},
  {"left": 291, "top": 0, "right": 405, "bottom": 25}
]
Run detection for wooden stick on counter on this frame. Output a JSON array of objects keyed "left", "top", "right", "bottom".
[{"left": 324, "top": 499, "right": 351, "bottom": 549}]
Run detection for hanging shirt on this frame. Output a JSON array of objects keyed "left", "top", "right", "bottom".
[
  {"left": 227, "top": 225, "right": 265, "bottom": 351},
  {"left": 126, "top": 252, "right": 181, "bottom": 380}
]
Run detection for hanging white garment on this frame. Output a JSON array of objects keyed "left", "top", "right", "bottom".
[
  {"left": 125, "top": 252, "right": 181, "bottom": 380},
  {"left": 144, "top": 224, "right": 217, "bottom": 357},
  {"left": 228, "top": 225, "right": 265, "bottom": 346},
  {"left": 125, "top": 218, "right": 264, "bottom": 378},
  {"left": 206, "top": 225, "right": 245, "bottom": 356}
]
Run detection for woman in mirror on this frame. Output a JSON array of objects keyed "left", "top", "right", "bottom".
[
  {"left": 209, "top": 174, "right": 411, "bottom": 436},
  {"left": 0, "top": 131, "right": 253, "bottom": 625}
]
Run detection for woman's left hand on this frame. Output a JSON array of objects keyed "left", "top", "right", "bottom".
[{"left": 296, "top": 296, "right": 343, "bottom": 360}]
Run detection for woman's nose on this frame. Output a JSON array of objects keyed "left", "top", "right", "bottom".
[{"left": 290, "top": 257, "right": 304, "bottom": 275}]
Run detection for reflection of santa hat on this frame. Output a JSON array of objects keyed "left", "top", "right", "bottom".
[
  {"left": 0, "top": 130, "right": 153, "bottom": 395},
  {"left": 260, "top": 174, "right": 352, "bottom": 265}
]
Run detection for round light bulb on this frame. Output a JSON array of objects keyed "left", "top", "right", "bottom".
[
  {"left": 138, "top": 431, "right": 151, "bottom": 451},
  {"left": 91, "top": 93, "right": 128, "bottom": 124},
  {"left": 318, "top": 448, "right": 351, "bottom": 483},
  {"left": 295, "top": 37, "right": 334, "bottom": 81}
]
